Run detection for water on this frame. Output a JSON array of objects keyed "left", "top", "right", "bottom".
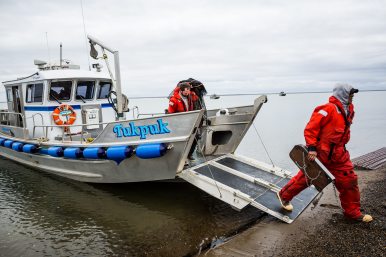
[
  {"left": 0, "top": 92, "right": 385, "bottom": 256},
  {"left": 131, "top": 91, "right": 386, "bottom": 171},
  {"left": 0, "top": 160, "right": 263, "bottom": 256}
]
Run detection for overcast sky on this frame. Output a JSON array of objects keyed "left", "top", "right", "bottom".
[{"left": 0, "top": 0, "right": 385, "bottom": 97}]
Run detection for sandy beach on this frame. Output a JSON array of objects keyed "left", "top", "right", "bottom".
[{"left": 201, "top": 166, "right": 385, "bottom": 257}]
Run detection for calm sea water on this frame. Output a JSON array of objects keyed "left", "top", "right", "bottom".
[
  {"left": 0, "top": 91, "right": 385, "bottom": 256},
  {"left": 131, "top": 91, "right": 386, "bottom": 171}
]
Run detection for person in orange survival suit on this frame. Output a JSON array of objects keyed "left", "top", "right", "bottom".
[
  {"left": 277, "top": 83, "right": 373, "bottom": 223},
  {"left": 167, "top": 82, "right": 198, "bottom": 113},
  {"left": 167, "top": 82, "right": 199, "bottom": 160}
]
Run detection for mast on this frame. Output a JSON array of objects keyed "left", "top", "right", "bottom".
[
  {"left": 87, "top": 35, "right": 124, "bottom": 119},
  {"left": 60, "top": 43, "right": 63, "bottom": 68}
]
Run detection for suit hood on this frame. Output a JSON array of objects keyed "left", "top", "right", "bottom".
[{"left": 332, "top": 83, "right": 355, "bottom": 113}]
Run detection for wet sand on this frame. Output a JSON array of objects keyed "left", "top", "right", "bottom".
[{"left": 201, "top": 167, "right": 385, "bottom": 257}]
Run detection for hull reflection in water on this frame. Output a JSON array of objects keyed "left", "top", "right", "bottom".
[{"left": 0, "top": 157, "right": 263, "bottom": 257}]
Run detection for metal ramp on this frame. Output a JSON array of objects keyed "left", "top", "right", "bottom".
[{"left": 177, "top": 154, "right": 319, "bottom": 223}]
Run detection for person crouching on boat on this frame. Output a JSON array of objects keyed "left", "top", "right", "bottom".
[
  {"left": 277, "top": 83, "right": 373, "bottom": 223},
  {"left": 167, "top": 82, "right": 198, "bottom": 113},
  {"left": 167, "top": 82, "right": 199, "bottom": 161}
]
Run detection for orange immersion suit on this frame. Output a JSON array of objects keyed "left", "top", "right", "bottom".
[
  {"left": 280, "top": 96, "right": 362, "bottom": 219},
  {"left": 168, "top": 86, "right": 198, "bottom": 114}
]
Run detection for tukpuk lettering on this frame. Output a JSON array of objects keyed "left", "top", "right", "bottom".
[{"left": 113, "top": 119, "right": 171, "bottom": 139}]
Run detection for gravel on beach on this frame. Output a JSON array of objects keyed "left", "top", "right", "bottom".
[
  {"left": 201, "top": 166, "right": 386, "bottom": 257},
  {"left": 281, "top": 166, "right": 386, "bottom": 257}
]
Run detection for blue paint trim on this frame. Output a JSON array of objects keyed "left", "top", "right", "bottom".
[{"left": 24, "top": 103, "right": 112, "bottom": 111}]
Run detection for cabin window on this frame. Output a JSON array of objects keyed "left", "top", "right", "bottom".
[
  {"left": 26, "top": 83, "right": 44, "bottom": 103},
  {"left": 76, "top": 81, "right": 95, "bottom": 100},
  {"left": 6, "top": 88, "right": 13, "bottom": 102},
  {"left": 49, "top": 81, "right": 73, "bottom": 101},
  {"left": 97, "top": 81, "right": 112, "bottom": 99}
]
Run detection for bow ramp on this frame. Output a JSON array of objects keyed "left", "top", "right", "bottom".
[{"left": 177, "top": 154, "right": 319, "bottom": 223}]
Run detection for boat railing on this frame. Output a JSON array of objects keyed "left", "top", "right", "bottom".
[
  {"left": 131, "top": 106, "right": 164, "bottom": 118},
  {"left": 0, "top": 111, "right": 26, "bottom": 128},
  {"left": 33, "top": 120, "right": 118, "bottom": 143},
  {"left": 137, "top": 113, "right": 165, "bottom": 118},
  {"left": 26, "top": 113, "right": 45, "bottom": 135},
  {"left": 132, "top": 106, "right": 139, "bottom": 119},
  {"left": 32, "top": 109, "right": 168, "bottom": 143}
]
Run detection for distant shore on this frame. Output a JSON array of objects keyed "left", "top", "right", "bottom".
[{"left": 201, "top": 166, "right": 386, "bottom": 257}]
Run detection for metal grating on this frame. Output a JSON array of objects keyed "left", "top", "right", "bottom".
[
  {"left": 188, "top": 155, "right": 319, "bottom": 223},
  {"left": 216, "top": 157, "right": 282, "bottom": 184}
]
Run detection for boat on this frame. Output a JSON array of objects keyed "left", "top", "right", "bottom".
[
  {"left": 0, "top": 36, "right": 319, "bottom": 223},
  {"left": 279, "top": 91, "right": 286, "bottom": 96}
]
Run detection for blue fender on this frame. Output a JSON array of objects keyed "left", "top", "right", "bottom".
[
  {"left": 83, "top": 147, "right": 106, "bottom": 159},
  {"left": 48, "top": 146, "right": 64, "bottom": 157},
  {"left": 136, "top": 143, "right": 167, "bottom": 159}
]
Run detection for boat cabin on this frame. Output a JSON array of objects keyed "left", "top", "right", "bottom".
[{"left": 1, "top": 67, "right": 116, "bottom": 141}]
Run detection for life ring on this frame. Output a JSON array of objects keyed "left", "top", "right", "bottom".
[{"left": 52, "top": 104, "right": 76, "bottom": 126}]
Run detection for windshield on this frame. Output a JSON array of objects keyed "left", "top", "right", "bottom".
[
  {"left": 49, "top": 81, "right": 72, "bottom": 101},
  {"left": 98, "top": 81, "right": 112, "bottom": 99},
  {"left": 76, "top": 80, "right": 95, "bottom": 100}
]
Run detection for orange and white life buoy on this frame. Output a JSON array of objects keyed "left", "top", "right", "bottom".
[{"left": 52, "top": 104, "right": 76, "bottom": 126}]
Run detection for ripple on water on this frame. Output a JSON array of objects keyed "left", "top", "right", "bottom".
[{"left": 0, "top": 157, "right": 263, "bottom": 256}]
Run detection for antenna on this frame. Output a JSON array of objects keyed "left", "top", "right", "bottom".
[
  {"left": 45, "top": 32, "right": 51, "bottom": 64},
  {"left": 80, "top": 0, "right": 91, "bottom": 71},
  {"left": 60, "top": 42, "right": 63, "bottom": 68}
]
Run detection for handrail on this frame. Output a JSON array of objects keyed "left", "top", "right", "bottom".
[
  {"left": 32, "top": 110, "right": 196, "bottom": 130},
  {"left": 31, "top": 110, "right": 202, "bottom": 143},
  {"left": 132, "top": 106, "right": 139, "bottom": 119},
  {"left": 28, "top": 113, "right": 45, "bottom": 138},
  {"left": 0, "top": 111, "right": 26, "bottom": 128},
  {"left": 33, "top": 119, "right": 119, "bottom": 143},
  {"left": 137, "top": 113, "right": 165, "bottom": 118}
]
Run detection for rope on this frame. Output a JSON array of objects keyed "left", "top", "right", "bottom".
[
  {"left": 252, "top": 122, "right": 275, "bottom": 167},
  {"left": 112, "top": 89, "right": 386, "bottom": 100},
  {"left": 193, "top": 134, "right": 222, "bottom": 198},
  {"left": 311, "top": 191, "right": 324, "bottom": 210},
  {"left": 80, "top": 0, "right": 91, "bottom": 71},
  {"left": 295, "top": 151, "right": 322, "bottom": 187}
]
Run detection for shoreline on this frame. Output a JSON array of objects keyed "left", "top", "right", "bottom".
[{"left": 200, "top": 166, "right": 385, "bottom": 257}]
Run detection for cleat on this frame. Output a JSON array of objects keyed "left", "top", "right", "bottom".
[{"left": 277, "top": 192, "right": 293, "bottom": 211}]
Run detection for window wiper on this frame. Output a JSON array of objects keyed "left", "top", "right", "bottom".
[
  {"left": 49, "top": 92, "right": 62, "bottom": 104},
  {"left": 76, "top": 95, "right": 86, "bottom": 103}
]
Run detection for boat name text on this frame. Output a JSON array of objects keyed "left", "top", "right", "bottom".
[{"left": 113, "top": 119, "right": 171, "bottom": 139}]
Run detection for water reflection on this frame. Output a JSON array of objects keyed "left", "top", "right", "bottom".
[{"left": 0, "top": 157, "right": 262, "bottom": 257}]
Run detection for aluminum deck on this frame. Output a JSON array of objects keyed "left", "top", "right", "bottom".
[{"left": 178, "top": 154, "right": 319, "bottom": 223}]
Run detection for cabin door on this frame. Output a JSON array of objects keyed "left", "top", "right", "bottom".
[{"left": 6, "top": 85, "right": 24, "bottom": 127}]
